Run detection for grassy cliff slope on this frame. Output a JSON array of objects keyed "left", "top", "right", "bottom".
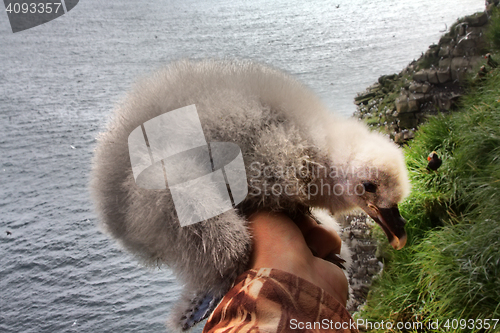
[{"left": 358, "top": 9, "right": 500, "bottom": 333}]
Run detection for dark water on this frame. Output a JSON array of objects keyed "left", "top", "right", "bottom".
[{"left": 0, "top": 0, "right": 484, "bottom": 332}]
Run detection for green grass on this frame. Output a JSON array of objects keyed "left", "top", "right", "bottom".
[
  {"left": 487, "top": 7, "right": 500, "bottom": 52},
  {"left": 358, "top": 60, "right": 500, "bottom": 332}
]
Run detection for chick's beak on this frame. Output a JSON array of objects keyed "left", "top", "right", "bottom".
[{"left": 366, "top": 204, "right": 407, "bottom": 250}]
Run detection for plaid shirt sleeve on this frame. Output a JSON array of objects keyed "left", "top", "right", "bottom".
[{"left": 203, "top": 268, "right": 359, "bottom": 333}]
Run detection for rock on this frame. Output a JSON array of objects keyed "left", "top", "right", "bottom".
[
  {"left": 465, "top": 12, "right": 488, "bottom": 27},
  {"left": 394, "top": 132, "right": 404, "bottom": 144},
  {"left": 396, "top": 131, "right": 407, "bottom": 143},
  {"left": 403, "top": 129, "right": 415, "bottom": 140},
  {"left": 437, "top": 69, "right": 451, "bottom": 83},
  {"left": 367, "top": 83, "right": 381, "bottom": 92},
  {"left": 449, "top": 92, "right": 462, "bottom": 101},
  {"left": 408, "top": 99, "right": 419, "bottom": 112},
  {"left": 438, "top": 96, "right": 453, "bottom": 110},
  {"left": 457, "top": 23, "right": 467, "bottom": 36},
  {"left": 367, "top": 265, "right": 381, "bottom": 275},
  {"left": 409, "top": 93, "right": 425, "bottom": 102},
  {"left": 439, "top": 35, "right": 453, "bottom": 45},
  {"left": 436, "top": 92, "right": 461, "bottom": 110},
  {"left": 469, "top": 55, "right": 485, "bottom": 69},
  {"left": 451, "top": 68, "right": 467, "bottom": 81},
  {"left": 438, "top": 45, "right": 451, "bottom": 58},
  {"left": 466, "top": 26, "right": 485, "bottom": 38},
  {"left": 413, "top": 70, "right": 428, "bottom": 82},
  {"left": 395, "top": 96, "right": 409, "bottom": 113},
  {"left": 398, "top": 112, "right": 418, "bottom": 128},
  {"left": 439, "top": 57, "right": 452, "bottom": 69},
  {"left": 408, "top": 82, "right": 431, "bottom": 93},
  {"left": 378, "top": 74, "right": 398, "bottom": 86},
  {"left": 358, "top": 243, "right": 377, "bottom": 252},
  {"left": 453, "top": 38, "right": 477, "bottom": 57},
  {"left": 425, "top": 47, "right": 439, "bottom": 59},
  {"left": 451, "top": 57, "right": 470, "bottom": 71},
  {"left": 354, "top": 92, "right": 376, "bottom": 105},
  {"left": 351, "top": 229, "right": 364, "bottom": 238},
  {"left": 421, "top": 84, "right": 431, "bottom": 93},
  {"left": 427, "top": 70, "right": 439, "bottom": 84}
]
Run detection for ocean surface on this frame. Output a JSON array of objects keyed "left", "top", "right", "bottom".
[{"left": 0, "top": 0, "right": 485, "bottom": 332}]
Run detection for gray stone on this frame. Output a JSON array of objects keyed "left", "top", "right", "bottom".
[
  {"left": 465, "top": 12, "right": 488, "bottom": 27},
  {"left": 437, "top": 69, "right": 451, "bottom": 83},
  {"left": 351, "top": 229, "right": 364, "bottom": 238},
  {"left": 451, "top": 68, "right": 467, "bottom": 81},
  {"left": 439, "top": 35, "right": 453, "bottom": 45},
  {"left": 457, "top": 23, "right": 466, "bottom": 37},
  {"left": 421, "top": 83, "right": 431, "bottom": 93},
  {"left": 452, "top": 47, "right": 465, "bottom": 57},
  {"left": 378, "top": 74, "right": 398, "bottom": 86},
  {"left": 437, "top": 92, "right": 461, "bottom": 110},
  {"left": 409, "top": 93, "right": 425, "bottom": 102},
  {"left": 354, "top": 91, "right": 377, "bottom": 105},
  {"left": 395, "top": 97, "right": 409, "bottom": 113},
  {"left": 469, "top": 55, "right": 485, "bottom": 69},
  {"left": 438, "top": 45, "right": 451, "bottom": 58},
  {"left": 408, "top": 82, "right": 419, "bottom": 93},
  {"left": 413, "top": 70, "right": 428, "bottom": 82},
  {"left": 427, "top": 70, "right": 439, "bottom": 84},
  {"left": 425, "top": 48, "right": 438, "bottom": 59},
  {"left": 398, "top": 112, "right": 418, "bottom": 129},
  {"left": 367, "top": 83, "right": 381, "bottom": 92},
  {"left": 408, "top": 82, "right": 431, "bottom": 94},
  {"left": 358, "top": 244, "right": 377, "bottom": 252},
  {"left": 438, "top": 96, "right": 453, "bottom": 110},
  {"left": 439, "top": 58, "right": 452, "bottom": 69},
  {"left": 403, "top": 129, "right": 415, "bottom": 140},
  {"left": 466, "top": 26, "right": 484, "bottom": 38},
  {"left": 408, "top": 99, "right": 419, "bottom": 112},
  {"left": 451, "top": 57, "right": 470, "bottom": 71},
  {"left": 453, "top": 38, "right": 477, "bottom": 57},
  {"left": 367, "top": 266, "right": 380, "bottom": 275}
]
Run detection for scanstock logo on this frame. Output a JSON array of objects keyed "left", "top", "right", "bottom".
[
  {"left": 4, "top": 0, "right": 79, "bottom": 33},
  {"left": 128, "top": 105, "right": 248, "bottom": 227}
]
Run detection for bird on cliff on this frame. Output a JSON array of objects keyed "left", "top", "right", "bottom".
[
  {"left": 6, "top": 230, "right": 12, "bottom": 236},
  {"left": 427, "top": 151, "right": 442, "bottom": 171},
  {"left": 472, "top": 65, "right": 488, "bottom": 83},
  {"left": 90, "top": 59, "right": 410, "bottom": 331},
  {"left": 477, "top": 65, "right": 488, "bottom": 78},
  {"left": 485, "top": 53, "right": 498, "bottom": 69}
]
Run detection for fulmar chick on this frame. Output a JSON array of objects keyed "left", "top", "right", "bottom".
[{"left": 90, "top": 59, "right": 410, "bottom": 331}]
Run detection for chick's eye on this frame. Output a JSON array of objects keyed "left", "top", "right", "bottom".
[{"left": 363, "top": 182, "right": 377, "bottom": 193}]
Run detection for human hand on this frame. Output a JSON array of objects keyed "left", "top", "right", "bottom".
[{"left": 248, "top": 211, "right": 349, "bottom": 306}]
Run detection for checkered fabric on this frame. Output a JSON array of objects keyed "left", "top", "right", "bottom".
[{"left": 203, "top": 268, "right": 359, "bottom": 333}]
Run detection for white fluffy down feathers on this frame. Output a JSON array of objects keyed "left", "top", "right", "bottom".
[{"left": 90, "top": 59, "right": 409, "bottom": 331}]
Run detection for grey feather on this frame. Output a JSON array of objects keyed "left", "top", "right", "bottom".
[{"left": 90, "top": 59, "right": 410, "bottom": 331}]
